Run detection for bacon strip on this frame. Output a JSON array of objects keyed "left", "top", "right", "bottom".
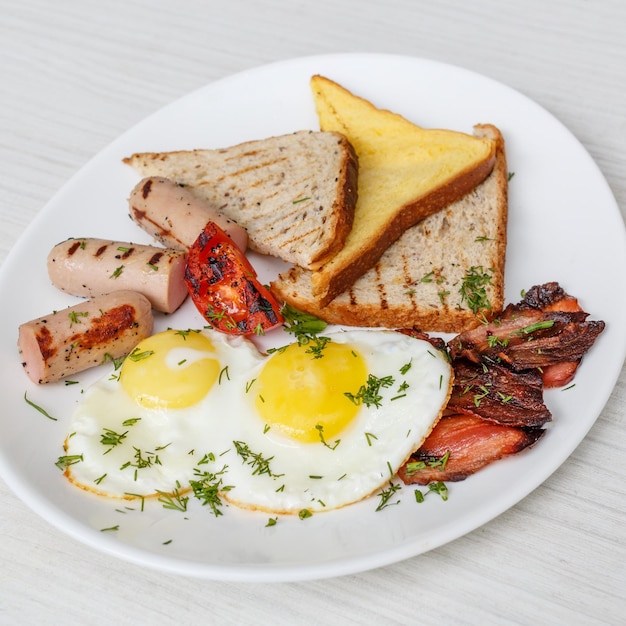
[
  {"left": 447, "top": 359, "right": 551, "bottom": 428},
  {"left": 399, "top": 414, "right": 544, "bottom": 484},
  {"left": 448, "top": 282, "right": 605, "bottom": 381}
]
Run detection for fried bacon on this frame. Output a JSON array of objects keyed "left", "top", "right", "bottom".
[
  {"left": 397, "top": 327, "right": 447, "bottom": 352},
  {"left": 446, "top": 359, "right": 551, "bottom": 428},
  {"left": 399, "top": 282, "right": 605, "bottom": 484},
  {"left": 399, "top": 414, "right": 544, "bottom": 485},
  {"left": 448, "top": 282, "right": 604, "bottom": 384}
]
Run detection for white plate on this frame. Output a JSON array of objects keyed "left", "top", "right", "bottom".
[{"left": 1, "top": 53, "right": 624, "bottom": 582}]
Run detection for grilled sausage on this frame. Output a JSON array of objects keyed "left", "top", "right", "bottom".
[
  {"left": 128, "top": 176, "right": 249, "bottom": 252},
  {"left": 47, "top": 238, "right": 187, "bottom": 314},
  {"left": 18, "top": 290, "right": 153, "bottom": 384}
]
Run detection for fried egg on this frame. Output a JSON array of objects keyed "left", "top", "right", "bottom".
[{"left": 62, "top": 327, "right": 453, "bottom": 515}]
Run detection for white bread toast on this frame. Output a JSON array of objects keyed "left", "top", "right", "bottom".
[
  {"left": 123, "top": 130, "right": 358, "bottom": 270},
  {"left": 305, "top": 75, "right": 497, "bottom": 305},
  {"left": 271, "top": 124, "right": 508, "bottom": 333}
]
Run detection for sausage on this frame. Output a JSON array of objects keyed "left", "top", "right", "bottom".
[
  {"left": 128, "top": 176, "right": 249, "bottom": 252},
  {"left": 47, "top": 237, "right": 187, "bottom": 314},
  {"left": 18, "top": 290, "right": 154, "bottom": 384}
]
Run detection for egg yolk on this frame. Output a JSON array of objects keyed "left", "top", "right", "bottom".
[
  {"left": 120, "top": 329, "right": 220, "bottom": 409},
  {"left": 255, "top": 341, "right": 368, "bottom": 443}
]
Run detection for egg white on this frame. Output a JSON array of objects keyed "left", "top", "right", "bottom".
[
  {"left": 63, "top": 328, "right": 453, "bottom": 515},
  {"left": 63, "top": 330, "right": 263, "bottom": 499}
]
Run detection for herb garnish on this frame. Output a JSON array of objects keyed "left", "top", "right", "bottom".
[
  {"left": 344, "top": 374, "right": 394, "bottom": 408},
  {"left": 55, "top": 454, "right": 84, "bottom": 470},
  {"left": 375, "top": 481, "right": 402, "bottom": 511},
  {"left": 127, "top": 347, "right": 155, "bottom": 362},
  {"left": 157, "top": 482, "right": 189, "bottom": 512},
  {"left": 414, "top": 481, "right": 448, "bottom": 502},
  {"left": 276, "top": 304, "right": 330, "bottom": 358},
  {"left": 473, "top": 385, "right": 491, "bottom": 407},
  {"left": 315, "top": 424, "right": 340, "bottom": 450},
  {"left": 399, "top": 360, "right": 412, "bottom": 375},
  {"left": 460, "top": 266, "right": 494, "bottom": 314},
  {"left": 119, "top": 447, "right": 161, "bottom": 480},
  {"left": 68, "top": 310, "right": 88, "bottom": 327},
  {"left": 100, "top": 428, "right": 128, "bottom": 453},
  {"left": 364, "top": 432, "right": 378, "bottom": 446},
  {"left": 102, "top": 352, "right": 126, "bottom": 370},
  {"left": 190, "top": 464, "right": 233, "bottom": 516},
  {"left": 233, "top": 440, "right": 283, "bottom": 478},
  {"left": 404, "top": 451, "right": 450, "bottom": 474},
  {"left": 486, "top": 333, "right": 509, "bottom": 348},
  {"left": 24, "top": 391, "right": 57, "bottom": 421},
  {"left": 514, "top": 320, "right": 556, "bottom": 336},
  {"left": 218, "top": 366, "right": 230, "bottom": 384}
]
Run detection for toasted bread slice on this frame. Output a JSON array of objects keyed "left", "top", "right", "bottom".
[
  {"left": 271, "top": 124, "right": 508, "bottom": 333},
  {"left": 307, "top": 75, "right": 496, "bottom": 305},
  {"left": 123, "top": 130, "right": 358, "bottom": 270}
]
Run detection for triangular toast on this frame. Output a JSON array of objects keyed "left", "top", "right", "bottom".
[
  {"left": 307, "top": 75, "right": 496, "bottom": 305},
  {"left": 271, "top": 124, "right": 508, "bottom": 332},
  {"left": 123, "top": 130, "right": 358, "bottom": 270}
]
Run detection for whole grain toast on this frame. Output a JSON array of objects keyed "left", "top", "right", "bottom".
[
  {"left": 271, "top": 124, "right": 508, "bottom": 333},
  {"left": 123, "top": 130, "right": 358, "bottom": 270},
  {"left": 306, "top": 75, "right": 497, "bottom": 305}
]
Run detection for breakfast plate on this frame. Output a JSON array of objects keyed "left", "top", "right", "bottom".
[{"left": 0, "top": 53, "right": 624, "bottom": 582}]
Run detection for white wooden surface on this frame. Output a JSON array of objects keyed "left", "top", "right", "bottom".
[{"left": 1, "top": 0, "right": 625, "bottom": 623}]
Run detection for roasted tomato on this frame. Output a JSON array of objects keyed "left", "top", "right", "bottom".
[{"left": 184, "top": 221, "right": 284, "bottom": 335}]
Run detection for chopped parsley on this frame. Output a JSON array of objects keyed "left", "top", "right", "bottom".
[
  {"left": 344, "top": 374, "right": 394, "bottom": 408},
  {"left": 375, "top": 481, "right": 402, "bottom": 511},
  {"left": 315, "top": 423, "right": 340, "bottom": 450},
  {"left": 233, "top": 440, "right": 283, "bottom": 478},
  {"left": 460, "top": 265, "right": 494, "bottom": 314},
  {"left": 24, "top": 391, "right": 56, "bottom": 421},
  {"left": 275, "top": 304, "right": 330, "bottom": 358}
]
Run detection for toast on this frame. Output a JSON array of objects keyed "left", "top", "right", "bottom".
[
  {"left": 271, "top": 124, "right": 508, "bottom": 333},
  {"left": 123, "top": 130, "right": 358, "bottom": 270},
  {"left": 305, "top": 75, "right": 497, "bottom": 305}
]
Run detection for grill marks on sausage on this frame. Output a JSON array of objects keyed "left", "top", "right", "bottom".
[
  {"left": 132, "top": 177, "right": 185, "bottom": 248},
  {"left": 34, "top": 324, "right": 56, "bottom": 362},
  {"left": 130, "top": 204, "right": 185, "bottom": 249},
  {"left": 58, "top": 240, "right": 142, "bottom": 263},
  {"left": 67, "top": 241, "right": 82, "bottom": 256},
  {"left": 147, "top": 251, "right": 164, "bottom": 267},
  {"left": 34, "top": 304, "right": 141, "bottom": 370},
  {"left": 141, "top": 178, "right": 153, "bottom": 198},
  {"left": 68, "top": 305, "right": 140, "bottom": 352}
]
